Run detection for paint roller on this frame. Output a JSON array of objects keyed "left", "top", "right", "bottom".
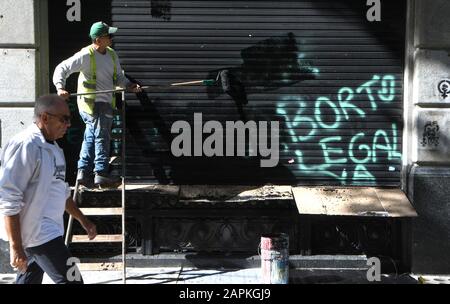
[{"left": 219, "top": 69, "right": 247, "bottom": 104}]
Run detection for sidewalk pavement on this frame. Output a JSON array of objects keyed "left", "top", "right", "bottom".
[{"left": 1, "top": 267, "right": 449, "bottom": 284}]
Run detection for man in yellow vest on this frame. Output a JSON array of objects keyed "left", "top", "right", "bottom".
[{"left": 53, "top": 22, "right": 141, "bottom": 187}]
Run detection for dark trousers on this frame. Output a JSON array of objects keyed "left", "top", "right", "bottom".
[{"left": 16, "top": 236, "right": 83, "bottom": 284}]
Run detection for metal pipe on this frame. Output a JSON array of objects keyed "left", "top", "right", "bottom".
[
  {"left": 121, "top": 90, "right": 127, "bottom": 284},
  {"left": 65, "top": 179, "right": 79, "bottom": 246}
]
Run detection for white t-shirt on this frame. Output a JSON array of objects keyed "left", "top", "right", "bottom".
[{"left": 36, "top": 142, "right": 68, "bottom": 245}]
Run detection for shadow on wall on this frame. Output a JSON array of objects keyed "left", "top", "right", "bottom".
[
  {"left": 120, "top": 32, "right": 316, "bottom": 184},
  {"left": 123, "top": 73, "right": 174, "bottom": 184},
  {"left": 123, "top": 87, "right": 298, "bottom": 185},
  {"left": 124, "top": 33, "right": 310, "bottom": 185}
]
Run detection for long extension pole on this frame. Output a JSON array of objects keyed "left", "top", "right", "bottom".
[{"left": 69, "top": 79, "right": 217, "bottom": 97}]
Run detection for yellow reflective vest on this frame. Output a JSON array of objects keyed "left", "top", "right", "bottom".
[{"left": 77, "top": 46, "right": 117, "bottom": 115}]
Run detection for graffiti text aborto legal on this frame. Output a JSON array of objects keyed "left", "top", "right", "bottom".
[{"left": 276, "top": 74, "right": 402, "bottom": 185}]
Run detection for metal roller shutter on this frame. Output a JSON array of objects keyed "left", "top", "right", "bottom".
[{"left": 114, "top": 0, "right": 406, "bottom": 186}]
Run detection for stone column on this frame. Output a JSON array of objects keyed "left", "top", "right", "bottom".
[
  {"left": 409, "top": 0, "right": 450, "bottom": 274},
  {"left": 0, "top": 0, "right": 48, "bottom": 273}
]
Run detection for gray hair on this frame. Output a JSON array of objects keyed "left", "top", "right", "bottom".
[{"left": 34, "top": 94, "right": 65, "bottom": 120}]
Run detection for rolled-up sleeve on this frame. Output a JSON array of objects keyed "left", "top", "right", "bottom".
[{"left": 0, "top": 142, "right": 38, "bottom": 216}]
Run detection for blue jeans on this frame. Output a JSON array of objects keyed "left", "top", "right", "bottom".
[
  {"left": 16, "top": 236, "right": 83, "bottom": 284},
  {"left": 78, "top": 102, "right": 113, "bottom": 175}
]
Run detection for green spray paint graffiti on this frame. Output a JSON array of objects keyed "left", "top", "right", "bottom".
[{"left": 276, "top": 75, "right": 402, "bottom": 185}]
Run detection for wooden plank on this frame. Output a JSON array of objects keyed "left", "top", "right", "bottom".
[
  {"left": 328, "top": 187, "right": 385, "bottom": 216},
  {"left": 291, "top": 187, "right": 326, "bottom": 215},
  {"left": 80, "top": 208, "right": 123, "bottom": 216},
  {"left": 291, "top": 186, "right": 416, "bottom": 217},
  {"left": 71, "top": 235, "right": 123, "bottom": 243},
  {"left": 375, "top": 188, "right": 418, "bottom": 217},
  {"left": 78, "top": 262, "right": 123, "bottom": 271}
]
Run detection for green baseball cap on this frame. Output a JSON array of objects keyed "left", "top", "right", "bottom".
[{"left": 89, "top": 21, "right": 118, "bottom": 39}]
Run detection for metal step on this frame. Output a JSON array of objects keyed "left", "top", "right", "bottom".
[
  {"left": 80, "top": 208, "right": 123, "bottom": 216},
  {"left": 71, "top": 234, "right": 123, "bottom": 243}
]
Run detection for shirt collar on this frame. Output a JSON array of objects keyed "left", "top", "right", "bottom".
[{"left": 28, "top": 123, "right": 55, "bottom": 147}]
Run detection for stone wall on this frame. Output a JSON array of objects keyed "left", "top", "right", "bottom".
[
  {"left": 409, "top": 0, "right": 450, "bottom": 274},
  {"left": 0, "top": 0, "right": 48, "bottom": 150},
  {"left": 0, "top": 0, "right": 48, "bottom": 271}
]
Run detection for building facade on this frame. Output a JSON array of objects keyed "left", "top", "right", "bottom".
[{"left": 0, "top": 0, "right": 449, "bottom": 274}]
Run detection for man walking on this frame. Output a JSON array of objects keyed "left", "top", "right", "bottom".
[
  {"left": 53, "top": 21, "right": 141, "bottom": 187},
  {"left": 0, "top": 95, "right": 97, "bottom": 284}
]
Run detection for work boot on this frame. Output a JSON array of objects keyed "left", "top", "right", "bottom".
[
  {"left": 77, "top": 169, "right": 94, "bottom": 188},
  {"left": 94, "top": 173, "right": 121, "bottom": 188}
]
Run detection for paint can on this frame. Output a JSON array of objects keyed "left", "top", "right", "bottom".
[{"left": 260, "top": 233, "right": 289, "bottom": 284}]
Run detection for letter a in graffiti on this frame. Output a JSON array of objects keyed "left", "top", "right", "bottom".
[
  {"left": 366, "top": 257, "right": 381, "bottom": 282},
  {"left": 366, "top": 0, "right": 381, "bottom": 22},
  {"left": 66, "top": 0, "right": 81, "bottom": 22}
]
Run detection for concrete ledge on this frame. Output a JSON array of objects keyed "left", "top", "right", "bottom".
[
  {"left": 78, "top": 184, "right": 296, "bottom": 208},
  {"left": 81, "top": 253, "right": 369, "bottom": 270}
]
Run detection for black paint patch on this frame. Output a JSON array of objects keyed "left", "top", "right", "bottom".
[
  {"left": 219, "top": 69, "right": 248, "bottom": 106},
  {"left": 207, "top": 33, "right": 316, "bottom": 105},
  {"left": 151, "top": 0, "right": 171, "bottom": 21},
  {"left": 241, "top": 32, "right": 315, "bottom": 88}
]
